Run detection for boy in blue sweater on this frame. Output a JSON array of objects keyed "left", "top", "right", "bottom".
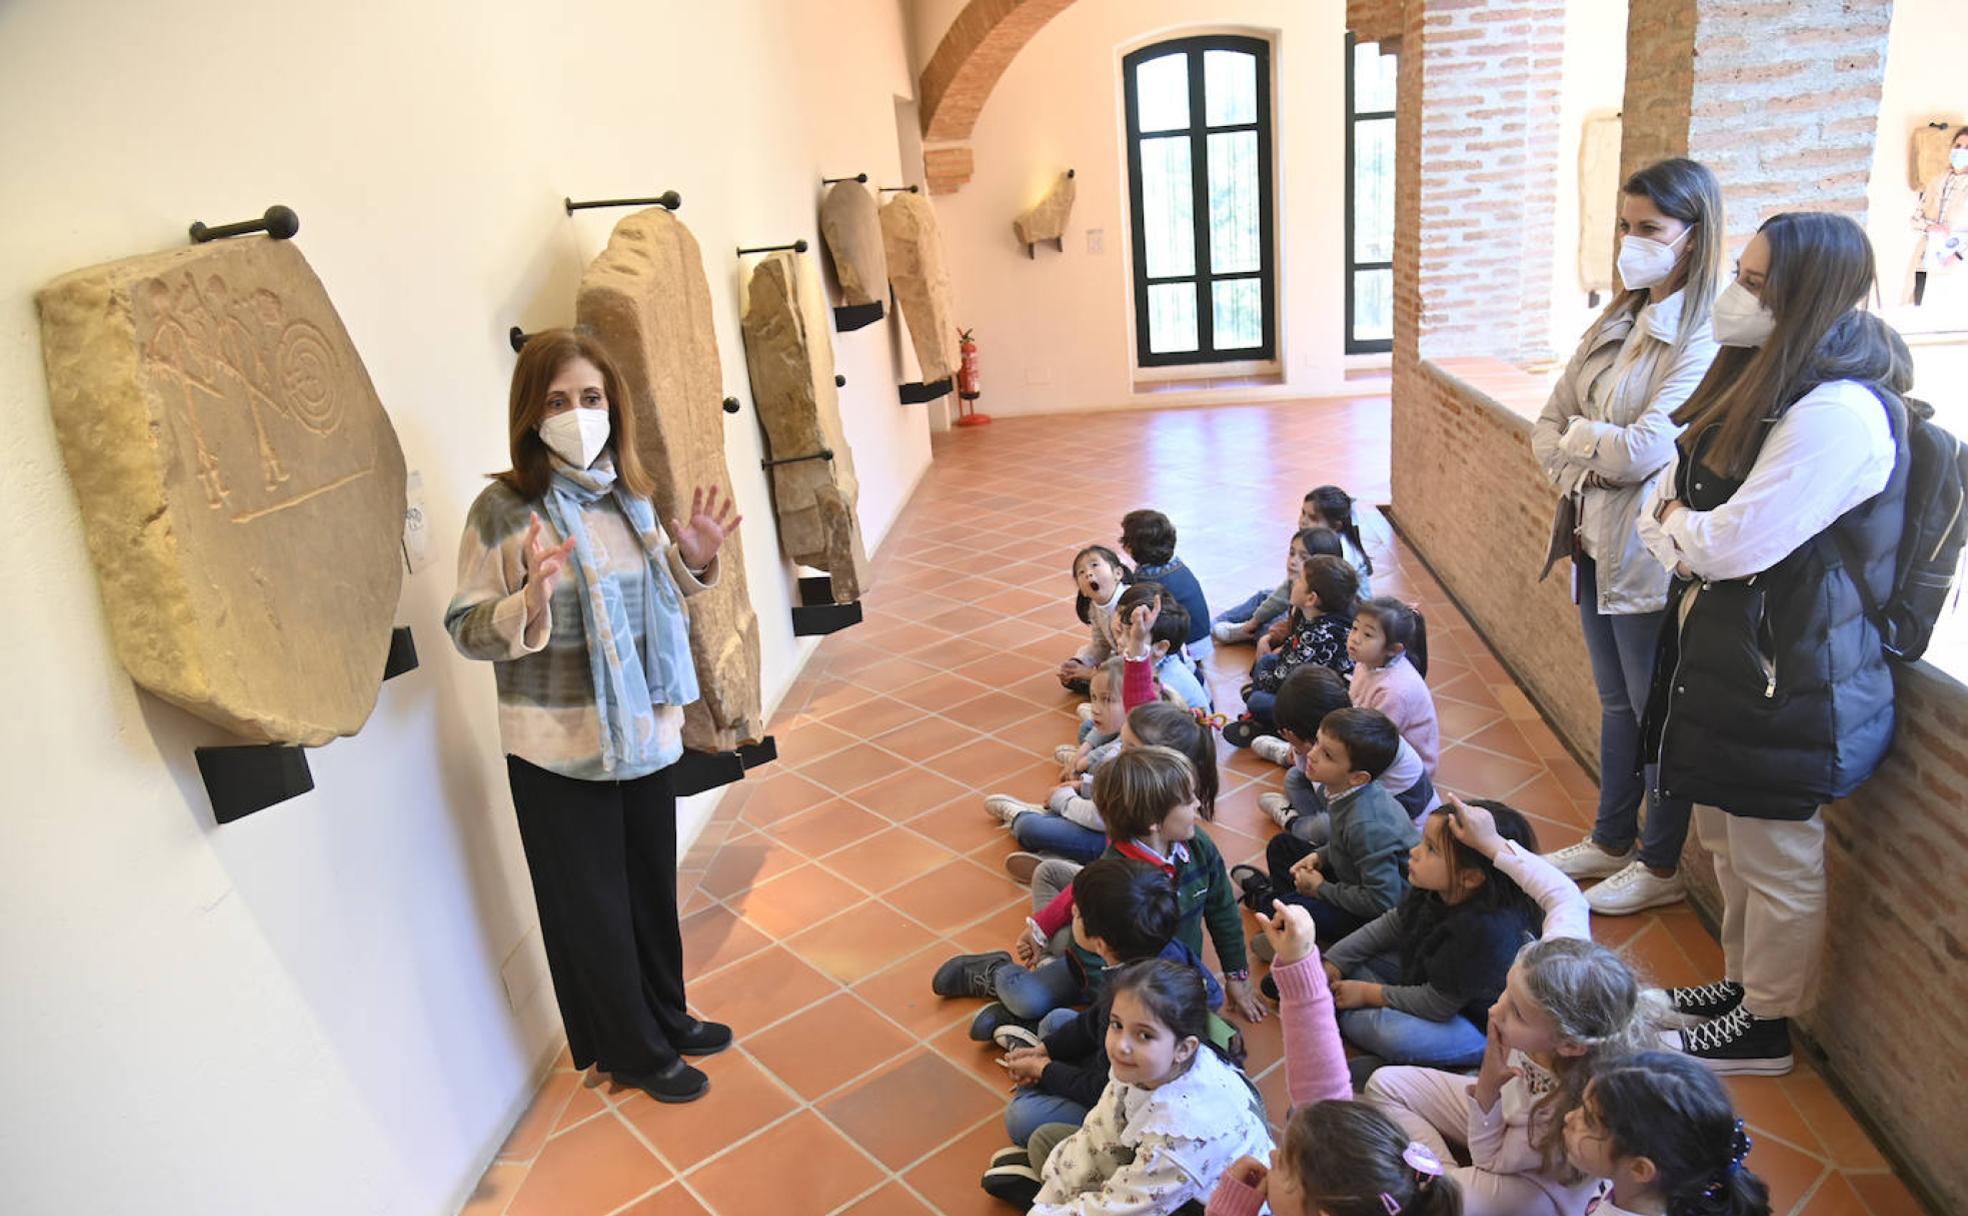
[{"left": 1119, "top": 508, "right": 1213, "bottom": 665}]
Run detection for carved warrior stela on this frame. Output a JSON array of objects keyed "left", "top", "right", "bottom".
[
  {"left": 739, "top": 253, "right": 871, "bottom": 603},
  {"left": 818, "top": 181, "right": 889, "bottom": 308},
  {"left": 879, "top": 191, "right": 960, "bottom": 385},
  {"left": 577, "top": 207, "right": 764, "bottom": 752},
  {"left": 38, "top": 237, "right": 407, "bottom": 744},
  {"left": 1013, "top": 170, "right": 1077, "bottom": 246}
]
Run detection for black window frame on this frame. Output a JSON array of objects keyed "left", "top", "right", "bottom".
[
  {"left": 1123, "top": 34, "right": 1277, "bottom": 368},
  {"left": 1345, "top": 33, "right": 1395, "bottom": 355}
]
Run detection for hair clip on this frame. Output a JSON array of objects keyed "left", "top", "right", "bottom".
[
  {"left": 1402, "top": 1141, "right": 1445, "bottom": 1177},
  {"left": 1190, "top": 708, "right": 1228, "bottom": 732},
  {"left": 1379, "top": 1194, "right": 1402, "bottom": 1215},
  {"left": 1730, "top": 1119, "right": 1752, "bottom": 1168}
]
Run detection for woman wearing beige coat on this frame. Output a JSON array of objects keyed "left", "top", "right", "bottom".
[
  {"left": 1911, "top": 128, "right": 1968, "bottom": 310},
  {"left": 1530, "top": 158, "right": 1724, "bottom": 918}
]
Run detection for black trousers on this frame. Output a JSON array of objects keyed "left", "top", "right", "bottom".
[{"left": 507, "top": 755, "right": 690, "bottom": 1076}]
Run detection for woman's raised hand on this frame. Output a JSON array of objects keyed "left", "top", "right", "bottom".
[
  {"left": 522, "top": 512, "right": 578, "bottom": 615},
  {"left": 672, "top": 484, "right": 742, "bottom": 572}
]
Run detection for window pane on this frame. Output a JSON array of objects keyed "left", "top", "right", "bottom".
[
  {"left": 1353, "top": 269, "right": 1393, "bottom": 342},
  {"left": 1212, "top": 279, "right": 1263, "bottom": 349},
  {"left": 1140, "top": 136, "right": 1195, "bottom": 278},
  {"left": 1206, "top": 131, "right": 1260, "bottom": 275},
  {"left": 1135, "top": 52, "right": 1190, "bottom": 132},
  {"left": 1354, "top": 40, "right": 1396, "bottom": 112},
  {"left": 1148, "top": 282, "right": 1199, "bottom": 353},
  {"left": 1354, "top": 117, "right": 1394, "bottom": 263},
  {"left": 1204, "top": 50, "right": 1256, "bottom": 126}
]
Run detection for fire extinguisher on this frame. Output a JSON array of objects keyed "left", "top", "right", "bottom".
[{"left": 957, "top": 328, "right": 981, "bottom": 400}]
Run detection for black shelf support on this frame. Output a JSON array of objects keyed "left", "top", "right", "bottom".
[
  {"left": 822, "top": 173, "right": 869, "bottom": 186},
  {"left": 834, "top": 301, "right": 885, "bottom": 331},
  {"left": 197, "top": 745, "right": 314, "bottom": 824},
  {"left": 792, "top": 575, "right": 863, "bottom": 636},
  {"left": 737, "top": 239, "right": 808, "bottom": 257},
  {"left": 383, "top": 627, "right": 418, "bottom": 681},
  {"left": 190, "top": 205, "right": 299, "bottom": 245},
  {"left": 878, "top": 185, "right": 922, "bottom": 194},
  {"left": 737, "top": 737, "right": 778, "bottom": 771},
  {"left": 564, "top": 191, "right": 682, "bottom": 214},
  {"left": 667, "top": 748, "right": 748, "bottom": 797},
  {"left": 761, "top": 448, "right": 833, "bottom": 471},
  {"left": 899, "top": 376, "right": 954, "bottom": 405}
]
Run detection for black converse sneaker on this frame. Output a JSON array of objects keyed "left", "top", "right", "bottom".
[
  {"left": 1665, "top": 979, "right": 1745, "bottom": 1021},
  {"left": 1675, "top": 1005, "right": 1793, "bottom": 1076}
]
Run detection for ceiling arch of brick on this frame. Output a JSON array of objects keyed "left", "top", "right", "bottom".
[{"left": 917, "top": 0, "right": 1081, "bottom": 191}]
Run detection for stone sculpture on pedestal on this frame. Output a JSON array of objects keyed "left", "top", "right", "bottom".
[
  {"left": 879, "top": 191, "right": 960, "bottom": 394},
  {"left": 577, "top": 208, "right": 764, "bottom": 752},
  {"left": 819, "top": 181, "right": 888, "bottom": 331},
  {"left": 1014, "top": 169, "right": 1076, "bottom": 255},
  {"left": 739, "top": 252, "right": 871, "bottom": 602},
  {"left": 37, "top": 237, "right": 407, "bottom": 744}
]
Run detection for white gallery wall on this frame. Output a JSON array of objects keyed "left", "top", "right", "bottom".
[{"left": 0, "top": 1, "right": 928, "bottom": 1212}]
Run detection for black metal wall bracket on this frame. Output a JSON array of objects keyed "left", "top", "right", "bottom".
[
  {"left": 737, "top": 737, "right": 778, "bottom": 771},
  {"left": 383, "top": 627, "right": 418, "bottom": 681},
  {"left": 723, "top": 396, "right": 742, "bottom": 415},
  {"left": 899, "top": 377, "right": 954, "bottom": 405},
  {"left": 878, "top": 185, "right": 922, "bottom": 194},
  {"left": 792, "top": 575, "right": 863, "bottom": 636},
  {"left": 761, "top": 448, "right": 834, "bottom": 471},
  {"left": 822, "top": 173, "right": 869, "bottom": 186},
  {"left": 196, "top": 744, "right": 314, "bottom": 825},
  {"left": 668, "top": 748, "right": 748, "bottom": 798},
  {"left": 509, "top": 326, "right": 532, "bottom": 353},
  {"left": 565, "top": 191, "right": 682, "bottom": 214},
  {"left": 190, "top": 205, "right": 299, "bottom": 245},
  {"left": 737, "top": 239, "right": 808, "bottom": 257},
  {"left": 834, "top": 301, "right": 885, "bottom": 331}
]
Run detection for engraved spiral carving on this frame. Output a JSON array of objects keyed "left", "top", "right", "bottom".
[{"left": 278, "top": 322, "right": 342, "bottom": 434}]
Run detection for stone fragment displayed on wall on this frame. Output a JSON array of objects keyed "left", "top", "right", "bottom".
[
  {"left": 879, "top": 191, "right": 960, "bottom": 386},
  {"left": 1013, "top": 169, "right": 1076, "bottom": 250},
  {"left": 37, "top": 237, "right": 407, "bottom": 744},
  {"left": 577, "top": 207, "right": 763, "bottom": 751},
  {"left": 819, "top": 181, "right": 889, "bottom": 325},
  {"left": 1579, "top": 114, "right": 1621, "bottom": 293},
  {"left": 739, "top": 252, "right": 871, "bottom": 602}
]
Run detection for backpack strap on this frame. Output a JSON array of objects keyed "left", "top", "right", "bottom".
[{"left": 1820, "top": 385, "right": 1908, "bottom": 632}]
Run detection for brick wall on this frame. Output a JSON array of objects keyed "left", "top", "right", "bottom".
[
  {"left": 1347, "top": 0, "right": 1404, "bottom": 44},
  {"left": 915, "top": 0, "right": 1079, "bottom": 194}
]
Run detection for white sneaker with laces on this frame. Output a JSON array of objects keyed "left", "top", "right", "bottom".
[
  {"left": 1543, "top": 838, "right": 1635, "bottom": 880},
  {"left": 1257, "top": 792, "right": 1295, "bottom": 829},
  {"left": 1077, "top": 703, "right": 1095, "bottom": 724},
  {"left": 1585, "top": 860, "right": 1686, "bottom": 916},
  {"left": 1053, "top": 744, "right": 1080, "bottom": 767},
  {"left": 1212, "top": 619, "right": 1249, "bottom": 644},
  {"left": 1250, "top": 736, "right": 1295, "bottom": 767},
  {"left": 984, "top": 794, "right": 1038, "bottom": 826}
]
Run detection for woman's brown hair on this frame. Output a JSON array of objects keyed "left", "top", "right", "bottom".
[
  {"left": 1670, "top": 212, "right": 1878, "bottom": 478},
  {"left": 1600, "top": 157, "right": 1726, "bottom": 368},
  {"left": 495, "top": 328, "right": 656, "bottom": 501}
]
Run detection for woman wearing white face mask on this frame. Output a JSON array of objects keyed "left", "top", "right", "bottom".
[
  {"left": 1909, "top": 128, "right": 1968, "bottom": 308},
  {"left": 445, "top": 328, "right": 742, "bottom": 1104},
  {"left": 1531, "top": 158, "right": 1724, "bottom": 918},
  {"left": 1636, "top": 214, "right": 1907, "bottom": 1076}
]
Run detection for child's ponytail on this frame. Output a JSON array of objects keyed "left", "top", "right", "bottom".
[
  {"left": 1307, "top": 485, "right": 1374, "bottom": 576},
  {"left": 1358, "top": 596, "right": 1430, "bottom": 678},
  {"left": 1279, "top": 1100, "right": 1464, "bottom": 1216},
  {"left": 1591, "top": 1052, "right": 1772, "bottom": 1216},
  {"left": 1127, "top": 701, "right": 1219, "bottom": 820}
]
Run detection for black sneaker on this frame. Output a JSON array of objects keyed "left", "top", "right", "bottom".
[
  {"left": 1229, "top": 864, "right": 1273, "bottom": 912},
  {"left": 1223, "top": 716, "right": 1265, "bottom": 748},
  {"left": 1665, "top": 979, "right": 1745, "bottom": 1021},
  {"left": 989, "top": 1145, "right": 1031, "bottom": 1171},
  {"left": 617, "top": 1058, "right": 710, "bottom": 1104},
  {"left": 970, "top": 1001, "right": 1039, "bottom": 1043},
  {"left": 671, "top": 1019, "right": 733, "bottom": 1057},
  {"left": 1676, "top": 1006, "right": 1793, "bottom": 1076},
  {"left": 933, "top": 951, "right": 1012, "bottom": 999},
  {"left": 981, "top": 1161, "right": 1042, "bottom": 1208}
]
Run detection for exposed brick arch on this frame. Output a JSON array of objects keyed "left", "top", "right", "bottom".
[{"left": 917, "top": 0, "right": 1080, "bottom": 193}]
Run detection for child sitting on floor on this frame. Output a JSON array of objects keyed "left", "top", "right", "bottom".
[
  {"left": 1056, "top": 656, "right": 1127, "bottom": 780},
  {"left": 1227, "top": 554, "right": 1358, "bottom": 747},
  {"left": 1119, "top": 508, "right": 1214, "bottom": 664},
  {"left": 1231, "top": 708, "right": 1416, "bottom": 945},
  {"left": 1565, "top": 1052, "right": 1772, "bottom": 1216},
  {"left": 1250, "top": 666, "right": 1439, "bottom": 842},
  {"left": 1306, "top": 484, "right": 1375, "bottom": 598},
  {"left": 1212, "top": 493, "right": 1343, "bottom": 643},
  {"left": 1058, "top": 544, "right": 1129, "bottom": 692},
  {"left": 1115, "top": 582, "right": 1211, "bottom": 710},
  {"left": 1348, "top": 597, "right": 1440, "bottom": 775}
]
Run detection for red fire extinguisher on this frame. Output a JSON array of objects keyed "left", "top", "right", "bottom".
[{"left": 955, "top": 328, "right": 991, "bottom": 426}]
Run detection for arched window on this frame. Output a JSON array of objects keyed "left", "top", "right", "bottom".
[{"left": 1123, "top": 35, "right": 1275, "bottom": 366}]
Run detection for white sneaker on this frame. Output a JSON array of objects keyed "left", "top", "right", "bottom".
[
  {"left": 984, "top": 794, "right": 1038, "bottom": 826},
  {"left": 1212, "top": 619, "right": 1249, "bottom": 644},
  {"left": 1257, "top": 792, "right": 1296, "bottom": 829},
  {"left": 1077, "top": 703, "right": 1095, "bottom": 724},
  {"left": 1543, "top": 838, "right": 1635, "bottom": 880},
  {"left": 1053, "top": 744, "right": 1080, "bottom": 767},
  {"left": 1586, "top": 861, "right": 1686, "bottom": 916},
  {"left": 1251, "top": 736, "right": 1295, "bottom": 767}
]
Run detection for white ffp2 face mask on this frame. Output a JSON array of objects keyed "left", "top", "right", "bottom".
[
  {"left": 1951, "top": 147, "right": 1968, "bottom": 173},
  {"left": 1711, "top": 280, "right": 1776, "bottom": 348},
  {"left": 539, "top": 409, "right": 612, "bottom": 468},
  {"left": 1616, "top": 228, "right": 1690, "bottom": 291}
]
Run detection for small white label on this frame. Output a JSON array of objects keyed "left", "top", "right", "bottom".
[
  {"left": 402, "top": 470, "right": 433, "bottom": 574},
  {"left": 1086, "top": 228, "right": 1105, "bottom": 255}
]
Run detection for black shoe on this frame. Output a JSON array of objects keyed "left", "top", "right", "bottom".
[
  {"left": 1260, "top": 973, "right": 1279, "bottom": 1002},
  {"left": 1677, "top": 1006, "right": 1793, "bottom": 1076},
  {"left": 934, "top": 951, "right": 1012, "bottom": 999},
  {"left": 1230, "top": 864, "right": 1274, "bottom": 913},
  {"left": 671, "top": 1019, "right": 733, "bottom": 1057},
  {"left": 981, "top": 1160, "right": 1042, "bottom": 1208},
  {"left": 971, "top": 1001, "right": 1038, "bottom": 1043},
  {"left": 1665, "top": 979, "right": 1745, "bottom": 1021},
  {"left": 1222, "top": 716, "right": 1264, "bottom": 748},
  {"left": 989, "top": 1145, "right": 1031, "bottom": 1171},
  {"left": 619, "top": 1058, "right": 710, "bottom": 1104}
]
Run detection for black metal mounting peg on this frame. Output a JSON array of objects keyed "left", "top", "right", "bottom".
[
  {"left": 189, "top": 205, "right": 300, "bottom": 244},
  {"left": 822, "top": 173, "right": 869, "bottom": 185},
  {"left": 877, "top": 185, "right": 921, "bottom": 194},
  {"left": 736, "top": 239, "right": 809, "bottom": 256},
  {"left": 834, "top": 374, "right": 846, "bottom": 388},
  {"left": 509, "top": 326, "right": 531, "bottom": 353},
  {"left": 722, "top": 396, "right": 741, "bottom": 415},
  {"left": 563, "top": 191, "right": 682, "bottom": 214},
  {"left": 1068, "top": 168, "right": 1077, "bottom": 178}
]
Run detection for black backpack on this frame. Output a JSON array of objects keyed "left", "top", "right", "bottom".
[{"left": 1833, "top": 393, "right": 1968, "bottom": 663}]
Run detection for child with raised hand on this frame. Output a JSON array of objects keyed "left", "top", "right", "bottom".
[
  {"left": 1348, "top": 597, "right": 1441, "bottom": 774},
  {"left": 1231, "top": 708, "right": 1416, "bottom": 944},
  {"left": 1364, "top": 935, "right": 1662, "bottom": 1216},
  {"left": 1565, "top": 1052, "right": 1771, "bottom": 1216},
  {"left": 986, "top": 959, "right": 1272, "bottom": 1213},
  {"left": 1059, "top": 545, "right": 1130, "bottom": 692},
  {"left": 1228, "top": 555, "right": 1359, "bottom": 747},
  {"left": 1251, "top": 666, "right": 1439, "bottom": 842},
  {"left": 1119, "top": 508, "right": 1214, "bottom": 664},
  {"left": 1115, "top": 582, "right": 1212, "bottom": 710},
  {"left": 1319, "top": 797, "right": 1586, "bottom": 1077}
]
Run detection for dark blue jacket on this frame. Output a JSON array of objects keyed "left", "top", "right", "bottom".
[{"left": 1133, "top": 558, "right": 1212, "bottom": 646}]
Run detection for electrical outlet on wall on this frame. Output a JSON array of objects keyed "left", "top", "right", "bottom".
[{"left": 1086, "top": 228, "right": 1105, "bottom": 255}]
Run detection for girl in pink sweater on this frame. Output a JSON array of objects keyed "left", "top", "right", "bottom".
[{"left": 1348, "top": 598, "right": 1440, "bottom": 774}]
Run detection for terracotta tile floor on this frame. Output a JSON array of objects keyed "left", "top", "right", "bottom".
[{"left": 466, "top": 401, "right": 1928, "bottom": 1216}]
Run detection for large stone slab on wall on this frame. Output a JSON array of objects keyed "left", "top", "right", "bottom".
[
  {"left": 740, "top": 252, "right": 871, "bottom": 602},
  {"left": 37, "top": 237, "right": 407, "bottom": 744},
  {"left": 879, "top": 192, "right": 960, "bottom": 386},
  {"left": 819, "top": 181, "right": 889, "bottom": 310},
  {"left": 577, "top": 208, "right": 764, "bottom": 752},
  {"left": 1013, "top": 170, "right": 1076, "bottom": 247}
]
